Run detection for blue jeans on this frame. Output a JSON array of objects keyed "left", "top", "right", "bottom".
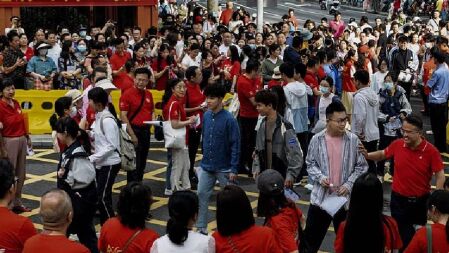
[
  {"left": 196, "top": 168, "right": 230, "bottom": 230},
  {"left": 165, "top": 149, "right": 173, "bottom": 190}
]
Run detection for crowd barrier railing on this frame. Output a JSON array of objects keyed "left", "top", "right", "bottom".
[{"left": 15, "top": 89, "right": 232, "bottom": 135}]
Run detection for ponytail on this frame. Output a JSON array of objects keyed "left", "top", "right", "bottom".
[
  {"left": 166, "top": 191, "right": 199, "bottom": 245},
  {"left": 427, "top": 190, "right": 449, "bottom": 243},
  {"left": 166, "top": 216, "right": 189, "bottom": 245},
  {"left": 77, "top": 129, "right": 91, "bottom": 155},
  {"left": 49, "top": 113, "right": 58, "bottom": 131}
]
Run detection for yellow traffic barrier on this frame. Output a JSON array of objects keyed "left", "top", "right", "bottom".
[{"left": 15, "top": 89, "right": 233, "bottom": 135}]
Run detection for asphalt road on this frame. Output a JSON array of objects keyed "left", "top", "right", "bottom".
[
  {"left": 19, "top": 95, "right": 448, "bottom": 253},
  {"left": 198, "top": 0, "right": 389, "bottom": 25}
]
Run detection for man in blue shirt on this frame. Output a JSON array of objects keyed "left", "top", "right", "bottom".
[
  {"left": 196, "top": 84, "right": 240, "bottom": 234},
  {"left": 427, "top": 50, "right": 449, "bottom": 152}
]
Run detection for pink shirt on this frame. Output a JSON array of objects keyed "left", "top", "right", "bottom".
[{"left": 325, "top": 133, "right": 343, "bottom": 187}]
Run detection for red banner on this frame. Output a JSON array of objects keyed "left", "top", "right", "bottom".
[{"left": 0, "top": 0, "right": 157, "bottom": 7}]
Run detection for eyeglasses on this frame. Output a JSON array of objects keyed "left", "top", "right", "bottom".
[
  {"left": 329, "top": 117, "right": 348, "bottom": 124},
  {"left": 400, "top": 128, "right": 420, "bottom": 135}
]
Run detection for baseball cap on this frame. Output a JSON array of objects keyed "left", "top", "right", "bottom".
[{"left": 257, "top": 169, "right": 285, "bottom": 196}]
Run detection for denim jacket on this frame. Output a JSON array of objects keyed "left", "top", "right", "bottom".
[{"left": 201, "top": 109, "right": 240, "bottom": 173}]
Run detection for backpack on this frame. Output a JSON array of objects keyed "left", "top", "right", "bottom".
[{"left": 100, "top": 115, "right": 136, "bottom": 172}]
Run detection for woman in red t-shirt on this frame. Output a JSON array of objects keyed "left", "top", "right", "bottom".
[
  {"left": 19, "top": 33, "right": 34, "bottom": 61},
  {"left": 0, "top": 79, "right": 31, "bottom": 213},
  {"left": 213, "top": 185, "right": 282, "bottom": 253},
  {"left": 341, "top": 49, "right": 358, "bottom": 117},
  {"left": 185, "top": 66, "right": 206, "bottom": 186},
  {"left": 257, "top": 170, "right": 305, "bottom": 253},
  {"left": 152, "top": 44, "right": 176, "bottom": 91},
  {"left": 220, "top": 45, "right": 241, "bottom": 92},
  {"left": 162, "top": 78, "right": 196, "bottom": 192},
  {"left": 99, "top": 182, "right": 159, "bottom": 253},
  {"left": 334, "top": 172, "right": 403, "bottom": 253},
  {"left": 405, "top": 190, "right": 449, "bottom": 253}
]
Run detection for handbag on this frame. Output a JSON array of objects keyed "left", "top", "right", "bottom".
[
  {"left": 228, "top": 93, "right": 240, "bottom": 118},
  {"left": 398, "top": 69, "right": 413, "bottom": 83},
  {"left": 163, "top": 101, "right": 186, "bottom": 149}
]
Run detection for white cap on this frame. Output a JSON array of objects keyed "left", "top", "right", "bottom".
[
  {"left": 36, "top": 43, "right": 51, "bottom": 50},
  {"left": 64, "top": 89, "right": 83, "bottom": 103},
  {"left": 348, "top": 22, "right": 358, "bottom": 28},
  {"left": 95, "top": 79, "right": 117, "bottom": 91}
]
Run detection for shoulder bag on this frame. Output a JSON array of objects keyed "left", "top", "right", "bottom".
[
  {"left": 227, "top": 236, "right": 241, "bottom": 253},
  {"left": 128, "top": 92, "right": 146, "bottom": 124},
  {"left": 122, "top": 229, "right": 142, "bottom": 253},
  {"left": 426, "top": 224, "right": 432, "bottom": 253},
  {"left": 163, "top": 101, "right": 186, "bottom": 149}
]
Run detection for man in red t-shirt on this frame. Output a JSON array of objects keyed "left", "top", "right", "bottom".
[
  {"left": 361, "top": 115, "right": 445, "bottom": 250},
  {"left": 237, "top": 60, "right": 261, "bottom": 175},
  {"left": 110, "top": 38, "right": 131, "bottom": 89},
  {"left": 23, "top": 189, "right": 90, "bottom": 253},
  {"left": 219, "top": 1, "right": 234, "bottom": 26},
  {"left": 0, "top": 159, "right": 36, "bottom": 253},
  {"left": 119, "top": 68, "right": 154, "bottom": 183}
]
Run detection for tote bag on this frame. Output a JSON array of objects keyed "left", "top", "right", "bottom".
[{"left": 163, "top": 101, "right": 186, "bottom": 149}]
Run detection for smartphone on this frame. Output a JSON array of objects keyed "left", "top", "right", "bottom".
[{"left": 284, "top": 188, "right": 301, "bottom": 202}]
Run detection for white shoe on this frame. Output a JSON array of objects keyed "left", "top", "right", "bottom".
[
  {"left": 426, "top": 130, "right": 433, "bottom": 135},
  {"left": 304, "top": 184, "right": 313, "bottom": 191},
  {"left": 164, "top": 189, "right": 173, "bottom": 196}
]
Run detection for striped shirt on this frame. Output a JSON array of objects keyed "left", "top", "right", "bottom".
[{"left": 306, "top": 130, "right": 368, "bottom": 206}]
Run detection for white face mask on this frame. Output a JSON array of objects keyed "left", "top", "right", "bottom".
[
  {"left": 425, "top": 42, "right": 433, "bottom": 49},
  {"left": 69, "top": 106, "right": 77, "bottom": 117}
]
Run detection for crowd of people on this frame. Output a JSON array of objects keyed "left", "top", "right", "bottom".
[{"left": 1, "top": 0, "right": 449, "bottom": 252}]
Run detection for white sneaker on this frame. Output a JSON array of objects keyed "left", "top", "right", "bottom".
[
  {"left": 164, "top": 189, "right": 173, "bottom": 196},
  {"left": 304, "top": 184, "right": 313, "bottom": 191},
  {"left": 426, "top": 130, "right": 433, "bottom": 135}
]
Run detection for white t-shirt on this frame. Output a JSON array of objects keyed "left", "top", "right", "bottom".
[
  {"left": 312, "top": 94, "right": 335, "bottom": 134},
  {"left": 47, "top": 44, "right": 62, "bottom": 71},
  {"left": 150, "top": 231, "right": 215, "bottom": 253},
  {"left": 181, "top": 54, "right": 201, "bottom": 68}
]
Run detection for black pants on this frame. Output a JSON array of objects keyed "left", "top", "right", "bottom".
[
  {"left": 300, "top": 204, "right": 347, "bottom": 253},
  {"left": 188, "top": 128, "right": 202, "bottom": 178},
  {"left": 127, "top": 125, "right": 150, "bottom": 183},
  {"left": 238, "top": 116, "right": 258, "bottom": 174},
  {"left": 96, "top": 163, "right": 121, "bottom": 225},
  {"left": 377, "top": 123, "right": 399, "bottom": 176},
  {"left": 429, "top": 102, "right": 448, "bottom": 153},
  {"left": 390, "top": 191, "right": 429, "bottom": 251},
  {"left": 419, "top": 85, "right": 429, "bottom": 113},
  {"left": 362, "top": 140, "right": 378, "bottom": 174},
  {"left": 66, "top": 182, "right": 99, "bottom": 253},
  {"left": 398, "top": 81, "right": 412, "bottom": 102},
  {"left": 297, "top": 132, "right": 309, "bottom": 179},
  {"left": 377, "top": 135, "right": 397, "bottom": 176}
]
